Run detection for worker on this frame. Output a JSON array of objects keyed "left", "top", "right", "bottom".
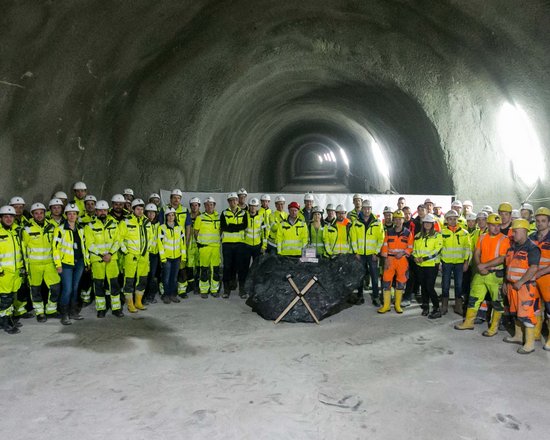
[
  {"left": 71, "top": 182, "right": 87, "bottom": 214},
  {"left": 53, "top": 191, "right": 68, "bottom": 207},
  {"left": 451, "top": 200, "right": 467, "bottom": 228},
  {"left": 78, "top": 194, "right": 97, "bottom": 305},
  {"left": 403, "top": 205, "right": 418, "bottom": 308},
  {"left": 382, "top": 206, "right": 394, "bottom": 230},
  {"left": 463, "top": 200, "right": 474, "bottom": 216},
  {"left": 308, "top": 206, "right": 326, "bottom": 258},
  {"left": 497, "top": 202, "right": 513, "bottom": 237},
  {"left": 520, "top": 203, "right": 536, "bottom": 233},
  {"left": 9, "top": 196, "right": 31, "bottom": 320},
  {"left": 242, "top": 198, "right": 266, "bottom": 297},
  {"left": 237, "top": 188, "right": 248, "bottom": 211},
  {"left": 123, "top": 188, "right": 135, "bottom": 203},
  {"left": 379, "top": 210, "right": 413, "bottom": 314},
  {"left": 148, "top": 193, "right": 162, "bottom": 208},
  {"left": 530, "top": 207, "right": 550, "bottom": 350},
  {"left": 298, "top": 193, "right": 315, "bottom": 224},
  {"left": 397, "top": 197, "right": 406, "bottom": 211},
  {"left": 347, "top": 194, "right": 363, "bottom": 222},
  {"left": 144, "top": 203, "right": 161, "bottom": 303},
  {"left": 158, "top": 207, "right": 186, "bottom": 304},
  {"left": 277, "top": 201, "right": 308, "bottom": 256},
  {"left": 79, "top": 195, "right": 97, "bottom": 226},
  {"left": 267, "top": 196, "right": 287, "bottom": 254},
  {"left": 84, "top": 200, "right": 124, "bottom": 318},
  {"left": 259, "top": 194, "right": 272, "bottom": 244},
  {"left": 194, "top": 197, "right": 221, "bottom": 297},
  {"left": 350, "top": 199, "right": 385, "bottom": 306},
  {"left": 424, "top": 198, "right": 434, "bottom": 214},
  {"left": 440, "top": 210, "right": 471, "bottom": 315},
  {"left": 481, "top": 205, "right": 494, "bottom": 214},
  {"left": 502, "top": 219, "right": 541, "bottom": 354},
  {"left": 119, "top": 199, "right": 154, "bottom": 313},
  {"left": 465, "top": 213, "right": 477, "bottom": 233},
  {"left": 413, "top": 214, "right": 443, "bottom": 318},
  {"left": 109, "top": 194, "right": 129, "bottom": 222},
  {"left": 324, "top": 204, "right": 336, "bottom": 225},
  {"left": 21, "top": 202, "right": 61, "bottom": 323},
  {"left": 433, "top": 203, "right": 443, "bottom": 220},
  {"left": 186, "top": 197, "right": 202, "bottom": 294},
  {"left": 455, "top": 213, "right": 510, "bottom": 334},
  {"left": 220, "top": 192, "right": 248, "bottom": 298},
  {"left": 53, "top": 203, "right": 89, "bottom": 325},
  {"left": 324, "top": 205, "right": 351, "bottom": 256},
  {"left": 0, "top": 205, "right": 25, "bottom": 334},
  {"left": 48, "top": 198, "right": 65, "bottom": 226},
  {"left": 511, "top": 209, "right": 521, "bottom": 221}
]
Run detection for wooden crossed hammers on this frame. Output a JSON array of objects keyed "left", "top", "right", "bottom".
[{"left": 274, "top": 274, "right": 320, "bottom": 325}]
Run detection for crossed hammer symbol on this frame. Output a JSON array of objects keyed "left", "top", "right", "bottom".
[{"left": 274, "top": 274, "right": 320, "bottom": 325}]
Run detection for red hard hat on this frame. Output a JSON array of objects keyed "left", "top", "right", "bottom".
[{"left": 288, "top": 201, "right": 300, "bottom": 210}]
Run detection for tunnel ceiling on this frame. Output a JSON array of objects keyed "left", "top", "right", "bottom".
[{"left": 1, "top": 0, "right": 549, "bottom": 206}]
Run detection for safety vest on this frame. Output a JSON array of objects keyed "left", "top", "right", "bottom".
[
  {"left": 108, "top": 208, "right": 130, "bottom": 223},
  {"left": 244, "top": 213, "right": 266, "bottom": 248},
  {"left": 505, "top": 239, "right": 540, "bottom": 283},
  {"left": 529, "top": 230, "right": 550, "bottom": 268},
  {"left": 476, "top": 232, "right": 509, "bottom": 269},
  {"left": 158, "top": 224, "right": 186, "bottom": 261},
  {"left": 149, "top": 222, "right": 160, "bottom": 254},
  {"left": 349, "top": 215, "right": 385, "bottom": 256},
  {"left": 161, "top": 204, "right": 189, "bottom": 228},
  {"left": 21, "top": 219, "right": 57, "bottom": 269},
  {"left": 413, "top": 232, "right": 443, "bottom": 267},
  {"left": 440, "top": 226, "right": 471, "bottom": 263},
  {"left": 78, "top": 212, "right": 96, "bottom": 226},
  {"left": 84, "top": 218, "right": 121, "bottom": 263},
  {"left": 72, "top": 198, "right": 86, "bottom": 215},
  {"left": 381, "top": 227, "right": 413, "bottom": 257},
  {"left": 277, "top": 218, "right": 308, "bottom": 256},
  {"left": 194, "top": 212, "right": 221, "bottom": 247},
  {"left": 221, "top": 208, "right": 246, "bottom": 243},
  {"left": 268, "top": 210, "right": 288, "bottom": 247},
  {"left": 53, "top": 222, "right": 89, "bottom": 267},
  {"left": 347, "top": 209, "right": 360, "bottom": 222},
  {"left": 119, "top": 215, "right": 153, "bottom": 256},
  {"left": 0, "top": 224, "right": 24, "bottom": 273},
  {"left": 308, "top": 223, "right": 326, "bottom": 257},
  {"left": 324, "top": 219, "right": 351, "bottom": 255},
  {"left": 258, "top": 207, "right": 272, "bottom": 240}
]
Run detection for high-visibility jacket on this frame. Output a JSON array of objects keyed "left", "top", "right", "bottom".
[
  {"left": 47, "top": 215, "right": 64, "bottom": 228},
  {"left": 0, "top": 224, "right": 24, "bottom": 274},
  {"left": 268, "top": 210, "right": 288, "bottom": 247},
  {"left": 14, "top": 216, "right": 29, "bottom": 235},
  {"left": 244, "top": 212, "right": 266, "bottom": 249},
  {"left": 72, "top": 198, "right": 86, "bottom": 215},
  {"left": 53, "top": 222, "right": 89, "bottom": 267},
  {"left": 469, "top": 227, "right": 486, "bottom": 253},
  {"left": 349, "top": 214, "right": 385, "bottom": 256},
  {"left": 21, "top": 219, "right": 57, "bottom": 271},
  {"left": 476, "top": 232, "right": 510, "bottom": 270},
  {"left": 194, "top": 212, "right": 221, "bottom": 247},
  {"left": 413, "top": 232, "right": 443, "bottom": 267},
  {"left": 84, "top": 218, "right": 121, "bottom": 263},
  {"left": 277, "top": 219, "right": 308, "bottom": 256},
  {"left": 78, "top": 212, "right": 96, "bottom": 226},
  {"left": 158, "top": 224, "right": 186, "bottom": 262},
  {"left": 347, "top": 209, "right": 360, "bottom": 222},
  {"left": 440, "top": 226, "right": 471, "bottom": 264},
  {"left": 308, "top": 224, "right": 326, "bottom": 257},
  {"left": 297, "top": 209, "right": 313, "bottom": 224},
  {"left": 258, "top": 207, "right": 272, "bottom": 240},
  {"left": 324, "top": 218, "right": 351, "bottom": 255},
  {"left": 119, "top": 215, "right": 154, "bottom": 256},
  {"left": 149, "top": 222, "right": 160, "bottom": 254},
  {"left": 108, "top": 208, "right": 130, "bottom": 223},
  {"left": 529, "top": 230, "right": 550, "bottom": 269},
  {"left": 381, "top": 227, "right": 413, "bottom": 258},
  {"left": 221, "top": 208, "right": 247, "bottom": 243},
  {"left": 505, "top": 239, "right": 540, "bottom": 283},
  {"left": 161, "top": 204, "right": 189, "bottom": 228}
]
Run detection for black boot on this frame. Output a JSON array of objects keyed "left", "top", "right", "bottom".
[
  {"left": 421, "top": 306, "right": 429, "bottom": 316},
  {"left": 36, "top": 314, "right": 47, "bottom": 323},
  {"left": 428, "top": 308, "right": 442, "bottom": 319},
  {"left": 222, "top": 282, "right": 231, "bottom": 299},
  {"left": 12, "top": 316, "right": 23, "bottom": 328},
  {"left": 355, "top": 291, "right": 365, "bottom": 305},
  {"left": 1, "top": 316, "right": 21, "bottom": 334},
  {"left": 69, "top": 303, "right": 84, "bottom": 320},
  {"left": 239, "top": 283, "right": 248, "bottom": 299},
  {"left": 97, "top": 310, "right": 106, "bottom": 318},
  {"left": 60, "top": 305, "right": 72, "bottom": 326},
  {"left": 112, "top": 309, "right": 124, "bottom": 318}
]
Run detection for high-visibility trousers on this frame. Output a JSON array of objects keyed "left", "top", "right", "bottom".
[
  {"left": 123, "top": 253, "right": 150, "bottom": 293},
  {"left": 467, "top": 272, "right": 503, "bottom": 312},
  {"left": 382, "top": 256, "right": 409, "bottom": 290},
  {"left": 199, "top": 245, "right": 221, "bottom": 294},
  {"left": 0, "top": 271, "right": 23, "bottom": 317},
  {"left": 92, "top": 260, "right": 122, "bottom": 311},
  {"left": 536, "top": 274, "right": 550, "bottom": 318},
  {"left": 28, "top": 263, "right": 61, "bottom": 315},
  {"left": 507, "top": 281, "right": 539, "bottom": 327}
]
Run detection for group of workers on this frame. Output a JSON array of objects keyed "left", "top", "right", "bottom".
[{"left": 0, "top": 184, "right": 548, "bottom": 355}]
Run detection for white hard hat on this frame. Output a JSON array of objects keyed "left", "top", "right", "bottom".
[
  {"left": 520, "top": 203, "right": 534, "bottom": 213},
  {"left": 482, "top": 205, "right": 493, "bottom": 213},
  {"left": 111, "top": 194, "right": 125, "bottom": 203},
  {"left": 84, "top": 195, "right": 97, "bottom": 202},
  {"left": 73, "top": 181, "right": 87, "bottom": 190},
  {"left": 227, "top": 192, "right": 238, "bottom": 200},
  {"left": 275, "top": 195, "right": 286, "bottom": 203},
  {"left": 9, "top": 196, "right": 25, "bottom": 205},
  {"left": 30, "top": 202, "right": 46, "bottom": 213},
  {"left": 54, "top": 191, "right": 68, "bottom": 199},
  {"left": 260, "top": 194, "right": 271, "bottom": 201},
  {"left": 204, "top": 196, "right": 216, "bottom": 204},
  {"left": 164, "top": 207, "right": 176, "bottom": 216},
  {"left": 171, "top": 188, "right": 183, "bottom": 197},
  {"left": 48, "top": 198, "right": 63, "bottom": 207},
  {"left": 424, "top": 198, "right": 433, "bottom": 204},
  {"left": 326, "top": 204, "right": 335, "bottom": 211},
  {"left": 477, "top": 211, "right": 488, "bottom": 219},
  {"left": 64, "top": 203, "right": 80, "bottom": 214},
  {"left": 335, "top": 204, "right": 346, "bottom": 213},
  {"left": 463, "top": 200, "right": 473, "bottom": 207},
  {"left": 423, "top": 214, "right": 436, "bottom": 223},
  {"left": 312, "top": 206, "right": 323, "bottom": 214},
  {"left": 249, "top": 198, "right": 259, "bottom": 206},
  {"left": 0, "top": 205, "right": 16, "bottom": 215},
  {"left": 144, "top": 203, "right": 157, "bottom": 212},
  {"left": 131, "top": 199, "right": 145, "bottom": 209},
  {"left": 383, "top": 206, "right": 393, "bottom": 214},
  {"left": 444, "top": 209, "right": 459, "bottom": 219},
  {"left": 149, "top": 193, "right": 161, "bottom": 201},
  {"left": 451, "top": 200, "right": 463, "bottom": 208},
  {"left": 123, "top": 188, "right": 134, "bottom": 196},
  {"left": 466, "top": 213, "right": 477, "bottom": 221},
  {"left": 304, "top": 193, "right": 314, "bottom": 201},
  {"left": 511, "top": 209, "right": 521, "bottom": 220},
  {"left": 189, "top": 197, "right": 201, "bottom": 205},
  {"left": 95, "top": 200, "right": 110, "bottom": 210},
  {"left": 237, "top": 188, "right": 247, "bottom": 196},
  {"left": 362, "top": 199, "right": 372, "bottom": 207},
  {"left": 352, "top": 193, "right": 363, "bottom": 200}
]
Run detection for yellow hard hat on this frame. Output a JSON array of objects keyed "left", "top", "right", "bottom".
[
  {"left": 535, "top": 207, "right": 550, "bottom": 217},
  {"left": 487, "top": 213, "right": 502, "bottom": 225},
  {"left": 498, "top": 202, "right": 513, "bottom": 213},
  {"left": 393, "top": 210, "right": 405, "bottom": 219},
  {"left": 511, "top": 219, "right": 530, "bottom": 230}
]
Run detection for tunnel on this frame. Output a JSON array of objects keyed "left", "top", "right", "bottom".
[{"left": 1, "top": 0, "right": 549, "bottom": 207}]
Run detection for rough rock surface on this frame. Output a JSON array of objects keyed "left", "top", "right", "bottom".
[{"left": 245, "top": 254, "right": 365, "bottom": 323}]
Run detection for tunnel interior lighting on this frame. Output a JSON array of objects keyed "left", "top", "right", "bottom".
[
  {"left": 339, "top": 147, "right": 350, "bottom": 168},
  {"left": 317, "top": 154, "right": 324, "bottom": 163},
  {"left": 499, "top": 102, "right": 545, "bottom": 186},
  {"left": 371, "top": 141, "right": 390, "bottom": 179}
]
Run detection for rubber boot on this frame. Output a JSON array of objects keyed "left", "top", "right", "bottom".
[
  {"left": 503, "top": 319, "right": 523, "bottom": 344},
  {"left": 135, "top": 291, "right": 147, "bottom": 310},
  {"left": 534, "top": 315, "right": 543, "bottom": 341},
  {"left": 454, "top": 308, "right": 476, "bottom": 330},
  {"left": 518, "top": 327, "right": 535, "bottom": 354},
  {"left": 544, "top": 319, "right": 550, "bottom": 351},
  {"left": 453, "top": 297, "right": 463, "bottom": 316},
  {"left": 1, "top": 316, "right": 21, "bottom": 334},
  {"left": 126, "top": 295, "right": 138, "bottom": 313},
  {"left": 482, "top": 311, "right": 502, "bottom": 337},
  {"left": 394, "top": 290, "right": 404, "bottom": 314},
  {"left": 377, "top": 290, "right": 391, "bottom": 314},
  {"left": 441, "top": 298, "right": 449, "bottom": 315}
]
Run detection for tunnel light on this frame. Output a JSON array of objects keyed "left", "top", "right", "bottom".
[
  {"left": 317, "top": 154, "right": 324, "bottom": 164},
  {"left": 371, "top": 141, "right": 390, "bottom": 179},
  {"left": 339, "top": 147, "right": 350, "bottom": 168},
  {"left": 329, "top": 151, "right": 337, "bottom": 163},
  {"left": 499, "top": 102, "right": 545, "bottom": 185}
]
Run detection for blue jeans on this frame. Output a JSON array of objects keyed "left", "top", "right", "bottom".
[
  {"left": 358, "top": 254, "right": 380, "bottom": 299},
  {"left": 60, "top": 259, "right": 85, "bottom": 306},
  {"left": 162, "top": 258, "right": 180, "bottom": 297},
  {"left": 441, "top": 262, "right": 464, "bottom": 299}
]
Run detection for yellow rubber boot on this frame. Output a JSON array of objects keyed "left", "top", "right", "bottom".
[
  {"left": 534, "top": 315, "right": 542, "bottom": 341},
  {"left": 544, "top": 319, "right": 550, "bottom": 351},
  {"left": 503, "top": 319, "right": 523, "bottom": 344},
  {"left": 126, "top": 295, "right": 138, "bottom": 313},
  {"left": 394, "top": 290, "right": 404, "bottom": 314},
  {"left": 482, "top": 311, "right": 502, "bottom": 337},
  {"left": 135, "top": 291, "right": 147, "bottom": 310},
  {"left": 518, "top": 326, "right": 535, "bottom": 354},
  {"left": 454, "top": 308, "right": 476, "bottom": 330},
  {"left": 377, "top": 290, "right": 391, "bottom": 314}
]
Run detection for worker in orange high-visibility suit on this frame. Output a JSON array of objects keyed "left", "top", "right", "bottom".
[
  {"left": 502, "top": 219, "right": 541, "bottom": 354},
  {"left": 379, "top": 210, "right": 413, "bottom": 314}
]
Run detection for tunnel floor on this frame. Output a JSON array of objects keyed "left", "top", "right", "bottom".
[{"left": 2, "top": 294, "right": 548, "bottom": 439}]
